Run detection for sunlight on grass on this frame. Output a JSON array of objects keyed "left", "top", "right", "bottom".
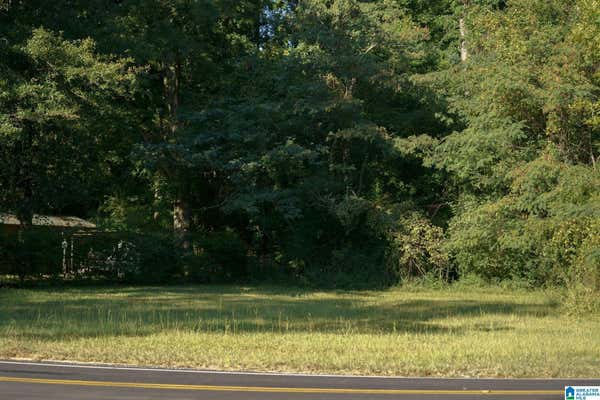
[{"left": 0, "top": 285, "right": 598, "bottom": 377}]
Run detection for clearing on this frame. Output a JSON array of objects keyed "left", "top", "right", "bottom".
[{"left": 0, "top": 284, "right": 598, "bottom": 377}]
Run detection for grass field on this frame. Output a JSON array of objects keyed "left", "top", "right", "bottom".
[{"left": 0, "top": 284, "right": 598, "bottom": 377}]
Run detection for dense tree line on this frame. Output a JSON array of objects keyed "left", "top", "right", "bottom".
[{"left": 1, "top": 1, "right": 598, "bottom": 301}]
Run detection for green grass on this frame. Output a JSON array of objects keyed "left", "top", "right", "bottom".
[{"left": 0, "top": 284, "right": 598, "bottom": 377}]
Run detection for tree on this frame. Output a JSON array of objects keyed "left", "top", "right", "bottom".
[
  {"left": 428, "top": 0, "right": 599, "bottom": 289},
  {"left": 175, "top": 0, "right": 450, "bottom": 285},
  {"left": 95, "top": 0, "right": 269, "bottom": 250},
  {"left": 0, "top": 27, "right": 136, "bottom": 225}
]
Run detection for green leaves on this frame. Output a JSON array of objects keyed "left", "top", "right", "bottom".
[
  {"left": 426, "top": 0, "right": 600, "bottom": 292},
  {"left": 0, "top": 27, "right": 136, "bottom": 222},
  {"left": 1, "top": 0, "right": 597, "bottom": 289}
]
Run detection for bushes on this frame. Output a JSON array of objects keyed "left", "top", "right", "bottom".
[
  {"left": 562, "top": 219, "right": 600, "bottom": 314},
  {"left": 66, "top": 231, "right": 178, "bottom": 283},
  {"left": 446, "top": 155, "right": 600, "bottom": 302},
  {"left": 120, "top": 233, "right": 180, "bottom": 283},
  {"left": 387, "top": 213, "right": 450, "bottom": 281},
  {"left": 0, "top": 229, "right": 179, "bottom": 284},
  {"left": 0, "top": 228, "right": 254, "bottom": 285},
  {"left": 2, "top": 156, "right": 596, "bottom": 297},
  {"left": 0, "top": 228, "right": 63, "bottom": 281},
  {"left": 282, "top": 201, "right": 452, "bottom": 288},
  {"left": 185, "top": 230, "right": 248, "bottom": 283}
]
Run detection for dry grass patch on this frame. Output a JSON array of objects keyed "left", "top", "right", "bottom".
[{"left": 0, "top": 285, "right": 598, "bottom": 377}]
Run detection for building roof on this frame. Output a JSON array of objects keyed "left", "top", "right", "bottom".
[{"left": 0, "top": 213, "right": 96, "bottom": 229}]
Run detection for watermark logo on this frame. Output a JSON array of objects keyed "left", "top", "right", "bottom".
[{"left": 565, "top": 386, "right": 600, "bottom": 400}]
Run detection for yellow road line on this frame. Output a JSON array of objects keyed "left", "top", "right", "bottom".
[{"left": 0, "top": 376, "right": 562, "bottom": 395}]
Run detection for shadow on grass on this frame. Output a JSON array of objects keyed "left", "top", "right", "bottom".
[{"left": 0, "top": 285, "right": 558, "bottom": 340}]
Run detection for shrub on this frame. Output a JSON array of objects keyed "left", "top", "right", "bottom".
[
  {"left": 447, "top": 154, "right": 600, "bottom": 288},
  {"left": 186, "top": 230, "right": 248, "bottom": 283},
  {"left": 0, "top": 228, "right": 63, "bottom": 281},
  {"left": 387, "top": 213, "right": 451, "bottom": 281},
  {"left": 562, "top": 218, "right": 600, "bottom": 315},
  {"left": 73, "top": 231, "right": 179, "bottom": 283},
  {"left": 131, "top": 233, "right": 180, "bottom": 283}
]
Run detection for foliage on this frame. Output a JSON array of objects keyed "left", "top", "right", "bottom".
[
  {"left": 388, "top": 212, "right": 450, "bottom": 280},
  {"left": 0, "top": 229, "right": 178, "bottom": 284},
  {"left": 81, "top": 232, "right": 179, "bottom": 283},
  {"left": 0, "top": 26, "right": 137, "bottom": 223},
  {"left": 186, "top": 230, "right": 249, "bottom": 283},
  {"left": 0, "top": 228, "right": 63, "bottom": 281},
  {"left": 428, "top": 0, "right": 599, "bottom": 308},
  {"left": 560, "top": 218, "right": 600, "bottom": 315},
  {"left": 446, "top": 153, "right": 599, "bottom": 287},
  {"left": 0, "top": 0, "right": 597, "bottom": 295}
]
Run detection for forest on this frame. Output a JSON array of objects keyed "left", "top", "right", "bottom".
[{"left": 0, "top": 0, "right": 598, "bottom": 308}]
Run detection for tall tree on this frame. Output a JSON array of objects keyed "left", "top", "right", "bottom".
[
  {"left": 99, "top": 0, "right": 267, "bottom": 250},
  {"left": 0, "top": 24, "right": 135, "bottom": 225},
  {"left": 177, "top": 0, "right": 450, "bottom": 283},
  {"left": 429, "top": 0, "right": 599, "bottom": 284}
]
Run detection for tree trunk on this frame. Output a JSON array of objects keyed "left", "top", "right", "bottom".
[
  {"left": 173, "top": 194, "right": 191, "bottom": 252},
  {"left": 164, "top": 61, "right": 180, "bottom": 135},
  {"left": 153, "top": 184, "right": 161, "bottom": 221},
  {"left": 164, "top": 57, "right": 192, "bottom": 253},
  {"left": 459, "top": 17, "right": 468, "bottom": 62}
]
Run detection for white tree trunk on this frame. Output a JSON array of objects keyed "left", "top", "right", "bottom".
[{"left": 459, "top": 17, "right": 468, "bottom": 62}]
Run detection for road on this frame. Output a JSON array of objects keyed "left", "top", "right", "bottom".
[{"left": 0, "top": 360, "right": 597, "bottom": 400}]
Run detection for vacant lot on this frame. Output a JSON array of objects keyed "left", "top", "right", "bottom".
[{"left": 0, "top": 285, "right": 598, "bottom": 377}]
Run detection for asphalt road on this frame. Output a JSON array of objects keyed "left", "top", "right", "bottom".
[{"left": 0, "top": 360, "right": 597, "bottom": 400}]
